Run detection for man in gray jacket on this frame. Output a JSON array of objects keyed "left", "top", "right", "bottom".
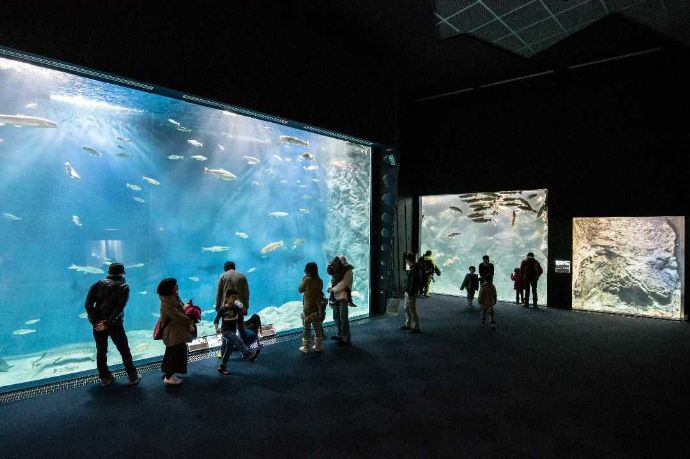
[{"left": 216, "top": 261, "right": 250, "bottom": 312}]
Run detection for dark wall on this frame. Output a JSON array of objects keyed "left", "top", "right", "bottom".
[
  {"left": 400, "top": 47, "right": 690, "bottom": 310},
  {"left": 0, "top": 1, "right": 398, "bottom": 146}
]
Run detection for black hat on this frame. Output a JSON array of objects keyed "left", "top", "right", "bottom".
[
  {"left": 157, "top": 278, "right": 178, "bottom": 296},
  {"left": 108, "top": 263, "right": 126, "bottom": 275}
]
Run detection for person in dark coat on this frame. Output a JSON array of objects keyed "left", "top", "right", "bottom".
[
  {"left": 478, "top": 255, "right": 494, "bottom": 285},
  {"left": 84, "top": 262, "right": 140, "bottom": 387},
  {"left": 460, "top": 265, "right": 480, "bottom": 308},
  {"left": 400, "top": 252, "right": 422, "bottom": 333},
  {"left": 520, "top": 252, "right": 544, "bottom": 308}
]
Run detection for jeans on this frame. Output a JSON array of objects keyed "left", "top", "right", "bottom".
[
  {"left": 93, "top": 321, "right": 137, "bottom": 379},
  {"left": 242, "top": 329, "right": 258, "bottom": 348},
  {"left": 220, "top": 329, "right": 249, "bottom": 367},
  {"left": 332, "top": 300, "right": 350, "bottom": 341},
  {"left": 524, "top": 279, "right": 539, "bottom": 305},
  {"left": 404, "top": 293, "right": 419, "bottom": 329}
]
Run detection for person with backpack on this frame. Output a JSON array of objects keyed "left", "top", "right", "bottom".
[
  {"left": 419, "top": 250, "right": 440, "bottom": 297},
  {"left": 84, "top": 262, "right": 141, "bottom": 387},
  {"left": 400, "top": 252, "right": 422, "bottom": 333},
  {"left": 459, "top": 265, "right": 480, "bottom": 308},
  {"left": 298, "top": 261, "right": 325, "bottom": 353},
  {"left": 520, "top": 252, "right": 544, "bottom": 308}
]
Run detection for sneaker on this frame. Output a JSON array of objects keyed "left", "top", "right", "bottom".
[
  {"left": 400, "top": 325, "right": 411, "bottom": 330},
  {"left": 100, "top": 375, "right": 115, "bottom": 387},
  {"left": 127, "top": 373, "right": 141, "bottom": 386},
  {"left": 330, "top": 335, "right": 342, "bottom": 341},
  {"left": 298, "top": 345, "right": 310, "bottom": 354},
  {"left": 217, "top": 366, "right": 230, "bottom": 376},
  {"left": 164, "top": 375, "right": 182, "bottom": 385},
  {"left": 245, "top": 350, "right": 258, "bottom": 361},
  {"left": 216, "top": 350, "right": 222, "bottom": 359},
  {"left": 407, "top": 328, "right": 421, "bottom": 334}
]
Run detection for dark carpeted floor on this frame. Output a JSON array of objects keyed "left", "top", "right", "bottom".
[{"left": 1, "top": 294, "right": 688, "bottom": 458}]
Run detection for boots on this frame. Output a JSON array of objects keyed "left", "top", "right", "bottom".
[
  {"left": 299, "top": 338, "right": 310, "bottom": 353},
  {"left": 312, "top": 336, "right": 322, "bottom": 352}
]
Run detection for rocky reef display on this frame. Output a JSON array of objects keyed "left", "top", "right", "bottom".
[
  {"left": 572, "top": 217, "right": 684, "bottom": 319},
  {"left": 420, "top": 189, "right": 548, "bottom": 304}
]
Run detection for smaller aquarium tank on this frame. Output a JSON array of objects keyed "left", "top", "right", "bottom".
[
  {"left": 420, "top": 189, "right": 548, "bottom": 304},
  {"left": 0, "top": 50, "right": 372, "bottom": 391},
  {"left": 573, "top": 216, "right": 684, "bottom": 319}
]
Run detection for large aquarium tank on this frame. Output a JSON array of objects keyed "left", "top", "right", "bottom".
[
  {"left": 573, "top": 217, "right": 685, "bottom": 320},
  {"left": 0, "top": 51, "right": 372, "bottom": 391},
  {"left": 420, "top": 189, "right": 548, "bottom": 304}
]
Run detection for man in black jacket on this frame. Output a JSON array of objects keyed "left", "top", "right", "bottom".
[
  {"left": 85, "top": 263, "right": 140, "bottom": 387},
  {"left": 400, "top": 253, "right": 422, "bottom": 334},
  {"left": 478, "top": 255, "right": 494, "bottom": 285}
]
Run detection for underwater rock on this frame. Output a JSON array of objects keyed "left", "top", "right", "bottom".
[{"left": 0, "top": 357, "right": 13, "bottom": 372}]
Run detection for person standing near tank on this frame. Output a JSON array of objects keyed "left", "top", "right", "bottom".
[
  {"left": 84, "top": 262, "right": 141, "bottom": 387},
  {"left": 520, "top": 252, "right": 543, "bottom": 308},
  {"left": 400, "top": 252, "right": 422, "bottom": 333},
  {"left": 327, "top": 256, "right": 354, "bottom": 346},
  {"left": 419, "top": 250, "right": 440, "bottom": 297},
  {"left": 478, "top": 255, "right": 494, "bottom": 285},
  {"left": 298, "top": 261, "right": 325, "bottom": 353}
]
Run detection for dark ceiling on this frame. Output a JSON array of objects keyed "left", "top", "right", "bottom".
[{"left": 0, "top": 0, "right": 688, "bottom": 145}]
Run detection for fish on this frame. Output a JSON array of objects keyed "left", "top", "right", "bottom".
[
  {"left": 299, "top": 208, "right": 310, "bottom": 214},
  {"left": 279, "top": 179, "right": 289, "bottom": 184},
  {"left": 167, "top": 155, "right": 184, "bottom": 160},
  {"left": 2, "top": 212, "right": 21, "bottom": 221},
  {"left": 482, "top": 192, "right": 500, "bottom": 198},
  {"left": 467, "top": 212, "right": 484, "bottom": 219},
  {"left": 188, "top": 276, "right": 200, "bottom": 282},
  {"left": 235, "top": 232, "right": 249, "bottom": 239},
  {"left": 221, "top": 132, "right": 232, "bottom": 138},
  {"left": 442, "top": 256, "right": 459, "bottom": 267},
  {"left": 517, "top": 198, "right": 534, "bottom": 209},
  {"left": 203, "top": 167, "right": 237, "bottom": 181},
  {"left": 303, "top": 165, "right": 319, "bottom": 171},
  {"left": 132, "top": 197, "right": 145, "bottom": 203},
  {"left": 25, "top": 319, "right": 41, "bottom": 325},
  {"left": 273, "top": 154, "right": 284, "bottom": 161},
  {"left": 471, "top": 217, "right": 492, "bottom": 223},
  {"left": 68, "top": 263, "right": 104, "bottom": 274},
  {"left": 518, "top": 205, "right": 536, "bottom": 213},
  {"left": 470, "top": 204, "right": 491, "bottom": 211},
  {"left": 446, "top": 232, "right": 461, "bottom": 238},
  {"left": 247, "top": 267, "right": 257, "bottom": 273},
  {"left": 32, "top": 346, "right": 95, "bottom": 368},
  {"left": 64, "top": 161, "right": 81, "bottom": 180},
  {"left": 298, "top": 185, "right": 306, "bottom": 188},
  {"left": 168, "top": 118, "right": 181, "bottom": 127},
  {"left": 115, "top": 136, "right": 130, "bottom": 142},
  {"left": 127, "top": 263, "right": 144, "bottom": 268},
  {"left": 139, "top": 290, "right": 148, "bottom": 295},
  {"left": 0, "top": 357, "right": 13, "bottom": 372},
  {"left": 201, "top": 245, "right": 230, "bottom": 253},
  {"left": 13, "top": 328, "right": 36, "bottom": 335},
  {"left": 312, "top": 178, "right": 320, "bottom": 182},
  {"left": 251, "top": 181, "right": 263, "bottom": 186},
  {"left": 25, "top": 103, "right": 37, "bottom": 109},
  {"left": 351, "top": 291, "right": 364, "bottom": 300},
  {"left": 263, "top": 169, "right": 275, "bottom": 175},
  {"left": 126, "top": 183, "right": 142, "bottom": 191},
  {"left": 0, "top": 113, "right": 57, "bottom": 128},
  {"left": 82, "top": 146, "right": 101, "bottom": 157},
  {"left": 279, "top": 135, "right": 309, "bottom": 147},
  {"left": 244, "top": 156, "right": 260, "bottom": 165},
  {"left": 187, "top": 139, "right": 203, "bottom": 147},
  {"left": 191, "top": 155, "right": 207, "bottom": 161},
  {"left": 537, "top": 202, "right": 548, "bottom": 219},
  {"left": 302, "top": 194, "right": 313, "bottom": 200},
  {"left": 78, "top": 312, "right": 89, "bottom": 319},
  {"left": 0, "top": 138, "right": 3, "bottom": 143},
  {"left": 217, "top": 144, "right": 225, "bottom": 151},
  {"left": 176, "top": 126, "right": 192, "bottom": 133},
  {"left": 449, "top": 206, "right": 463, "bottom": 213},
  {"left": 269, "top": 211, "right": 289, "bottom": 217},
  {"left": 512, "top": 210, "right": 517, "bottom": 227},
  {"left": 300, "top": 152, "right": 314, "bottom": 160},
  {"left": 528, "top": 193, "right": 538, "bottom": 198},
  {"left": 142, "top": 176, "right": 160, "bottom": 185},
  {"left": 114, "top": 152, "right": 132, "bottom": 159},
  {"left": 72, "top": 215, "right": 82, "bottom": 227},
  {"left": 291, "top": 238, "right": 305, "bottom": 249},
  {"left": 260, "top": 240, "right": 284, "bottom": 254}
]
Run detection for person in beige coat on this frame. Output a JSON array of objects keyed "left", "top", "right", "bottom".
[
  {"left": 157, "top": 278, "right": 194, "bottom": 385},
  {"left": 477, "top": 274, "right": 498, "bottom": 331},
  {"left": 298, "top": 262, "right": 325, "bottom": 353}
]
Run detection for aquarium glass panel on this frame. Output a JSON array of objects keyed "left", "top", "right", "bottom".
[
  {"left": 572, "top": 217, "right": 685, "bottom": 319},
  {"left": 420, "top": 189, "right": 548, "bottom": 303},
  {"left": 0, "top": 55, "right": 371, "bottom": 390}
]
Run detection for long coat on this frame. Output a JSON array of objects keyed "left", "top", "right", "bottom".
[
  {"left": 478, "top": 283, "right": 497, "bottom": 311},
  {"left": 159, "top": 294, "right": 192, "bottom": 346}
]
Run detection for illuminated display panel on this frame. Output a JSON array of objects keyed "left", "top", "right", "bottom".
[
  {"left": 0, "top": 53, "right": 371, "bottom": 390},
  {"left": 573, "top": 217, "right": 684, "bottom": 319}
]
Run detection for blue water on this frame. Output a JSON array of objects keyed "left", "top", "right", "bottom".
[{"left": 0, "top": 56, "right": 371, "bottom": 369}]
